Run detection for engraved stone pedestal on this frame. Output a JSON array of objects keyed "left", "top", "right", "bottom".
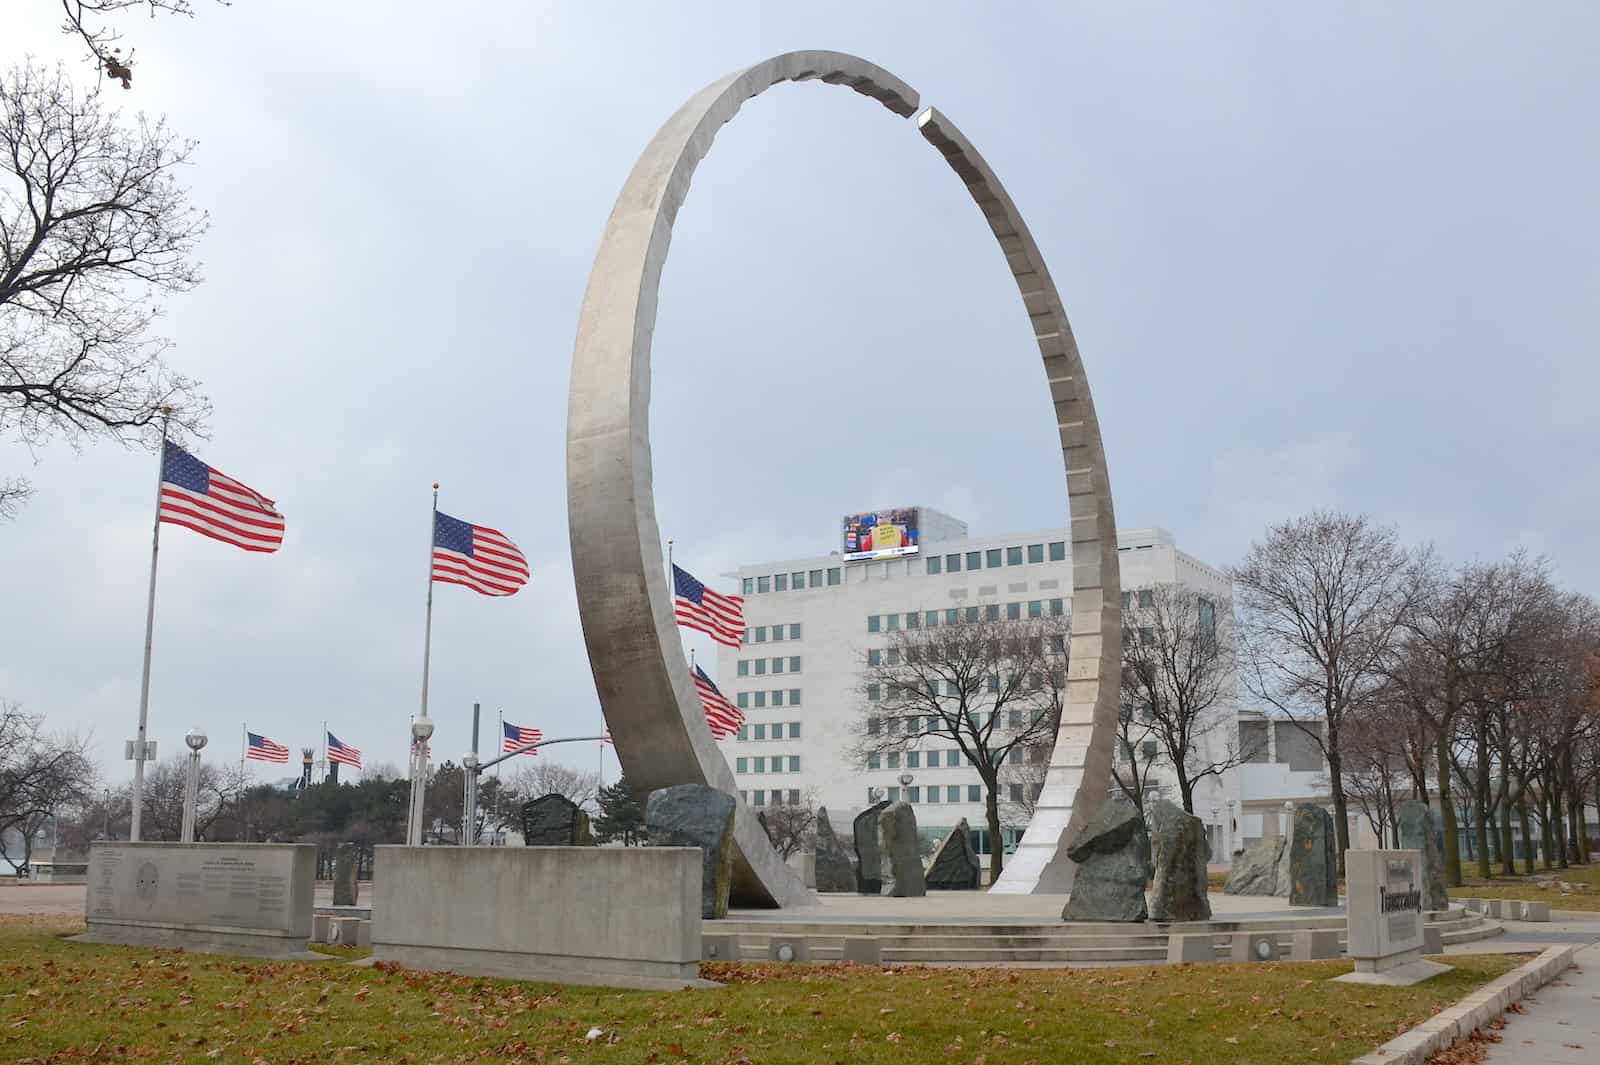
[{"left": 1334, "top": 849, "right": 1452, "bottom": 986}]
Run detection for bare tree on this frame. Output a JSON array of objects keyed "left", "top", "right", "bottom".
[
  {"left": 1233, "top": 511, "right": 1415, "bottom": 874},
  {"left": 506, "top": 761, "right": 601, "bottom": 813},
  {"left": 56, "top": 1, "right": 228, "bottom": 90},
  {"left": 2, "top": 61, "right": 209, "bottom": 517},
  {"left": 131, "top": 754, "right": 247, "bottom": 841},
  {"left": 761, "top": 792, "right": 817, "bottom": 860},
  {"left": 851, "top": 609, "right": 1068, "bottom": 881},
  {"left": 999, "top": 757, "right": 1050, "bottom": 824},
  {"left": 0, "top": 702, "right": 96, "bottom": 872},
  {"left": 1109, "top": 683, "right": 1161, "bottom": 815},
  {"left": 1121, "top": 584, "right": 1242, "bottom": 813}
]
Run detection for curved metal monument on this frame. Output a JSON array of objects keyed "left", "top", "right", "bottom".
[{"left": 567, "top": 51, "right": 1121, "bottom": 904}]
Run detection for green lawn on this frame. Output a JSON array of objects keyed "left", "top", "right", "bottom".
[
  {"left": 0, "top": 915, "right": 1521, "bottom": 1064},
  {"left": 1451, "top": 861, "right": 1600, "bottom": 911}
]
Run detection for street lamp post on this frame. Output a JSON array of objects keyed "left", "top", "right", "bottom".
[
  {"left": 462, "top": 752, "right": 480, "bottom": 846},
  {"left": 180, "top": 728, "right": 208, "bottom": 844},
  {"left": 406, "top": 712, "right": 434, "bottom": 846}
]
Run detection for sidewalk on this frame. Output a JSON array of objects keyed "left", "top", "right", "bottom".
[{"left": 1482, "top": 941, "right": 1600, "bottom": 1064}]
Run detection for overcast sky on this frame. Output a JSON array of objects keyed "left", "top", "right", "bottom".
[{"left": 4, "top": 3, "right": 1596, "bottom": 782}]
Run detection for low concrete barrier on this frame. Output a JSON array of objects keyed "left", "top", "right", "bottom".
[
  {"left": 373, "top": 846, "right": 703, "bottom": 990},
  {"left": 76, "top": 842, "right": 316, "bottom": 958}
]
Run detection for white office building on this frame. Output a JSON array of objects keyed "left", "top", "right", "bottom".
[{"left": 714, "top": 509, "right": 1241, "bottom": 864}]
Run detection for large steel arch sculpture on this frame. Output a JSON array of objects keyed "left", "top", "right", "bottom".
[{"left": 567, "top": 51, "right": 1121, "bottom": 904}]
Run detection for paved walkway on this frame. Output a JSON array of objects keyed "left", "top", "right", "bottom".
[{"left": 1482, "top": 941, "right": 1600, "bottom": 1065}]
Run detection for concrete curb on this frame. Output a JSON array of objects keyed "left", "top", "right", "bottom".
[{"left": 1350, "top": 944, "right": 1580, "bottom": 1065}]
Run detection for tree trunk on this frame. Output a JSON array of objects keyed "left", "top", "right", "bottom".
[
  {"left": 1498, "top": 766, "right": 1517, "bottom": 876},
  {"left": 1327, "top": 746, "right": 1350, "bottom": 877},
  {"left": 1437, "top": 739, "right": 1462, "bottom": 886},
  {"left": 1518, "top": 798, "right": 1535, "bottom": 876},
  {"left": 984, "top": 779, "right": 1004, "bottom": 882},
  {"left": 1175, "top": 762, "right": 1195, "bottom": 814},
  {"left": 1474, "top": 737, "right": 1492, "bottom": 879}
]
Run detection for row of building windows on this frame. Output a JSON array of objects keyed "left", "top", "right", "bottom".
[
  {"left": 734, "top": 688, "right": 802, "bottom": 709},
  {"left": 740, "top": 788, "right": 801, "bottom": 807},
  {"left": 742, "top": 623, "right": 801, "bottom": 644},
  {"left": 868, "top": 599, "right": 1066, "bottom": 633},
  {"left": 866, "top": 707, "right": 1049, "bottom": 734},
  {"left": 863, "top": 782, "right": 1043, "bottom": 806},
  {"left": 742, "top": 568, "right": 842, "bottom": 595},
  {"left": 924, "top": 541, "right": 1067, "bottom": 575},
  {"left": 734, "top": 721, "right": 801, "bottom": 741},
  {"left": 734, "top": 755, "right": 802, "bottom": 774},
  {"left": 866, "top": 670, "right": 1061, "bottom": 702},
  {"left": 865, "top": 744, "right": 1045, "bottom": 769},
  {"left": 735, "top": 656, "right": 803, "bottom": 676}
]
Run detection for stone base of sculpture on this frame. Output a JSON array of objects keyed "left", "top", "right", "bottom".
[
  {"left": 645, "top": 785, "right": 736, "bottom": 920},
  {"left": 925, "top": 819, "right": 981, "bottom": 890},
  {"left": 1147, "top": 800, "right": 1211, "bottom": 921},
  {"left": 1061, "top": 799, "right": 1150, "bottom": 922},
  {"left": 813, "top": 807, "right": 856, "bottom": 893}
]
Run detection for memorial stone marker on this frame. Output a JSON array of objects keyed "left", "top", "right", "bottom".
[
  {"left": 76, "top": 841, "right": 316, "bottom": 958},
  {"left": 925, "top": 818, "right": 981, "bottom": 890},
  {"left": 1335, "top": 849, "right": 1451, "bottom": 986},
  {"left": 813, "top": 807, "right": 856, "bottom": 893},
  {"left": 1061, "top": 798, "right": 1151, "bottom": 922},
  {"left": 878, "top": 802, "right": 925, "bottom": 897},
  {"left": 1286, "top": 804, "right": 1339, "bottom": 906},
  {"left": 1224, "top": 835, "right": 1286, "bottom": 896},
  {"left": 333, "top": 843, "right": 359, "bottom": 907},
  {"left": 853, "top": 800, "right": 889, "bottom": 895},
  {"left": 1148, "top": 799, "right": 1211, "bottom": 921},
  {"left": 522, "top": 793, "right": 594, "bottom": 847},
  {"left": 645, "top": 784, "right": 736, "bottom": 919},
  {"left": 1396, "top": 800, "right": 1448, "bottom": 911}
]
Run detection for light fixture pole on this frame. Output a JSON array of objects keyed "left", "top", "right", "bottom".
[
  {"left": 180, "top": 728, "right": 208, "bottom": 843},
  {"left": 406, "top": 712, "right": 435, "bottom": 846},
  {"left": 462, "top": 752, "right": 480, "bottom": 845}
]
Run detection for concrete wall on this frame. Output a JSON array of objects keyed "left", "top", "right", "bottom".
[
  {"left": 372, "top": 846, "right": 703, "bottom": 990},
  {"left": 79, "top": 842, "right": 315, "bottom": 957}
]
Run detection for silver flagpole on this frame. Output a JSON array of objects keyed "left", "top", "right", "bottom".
[
  {"left": 129, "top": 411, "right": 171, "bottom": 842},
  {"left": 419, "top": 484, "right": 439, "bottom": 722}
]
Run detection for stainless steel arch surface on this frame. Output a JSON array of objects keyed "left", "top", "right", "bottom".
[{"left": 566, "top": 50, "right": 1120, "bottom": 904}]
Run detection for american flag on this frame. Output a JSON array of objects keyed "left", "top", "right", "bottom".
[
  {"left": 672, "top": 564, "right": 743, "bottom": 648},
  {"left": 246, "top": 731, "right": 289, "bottom": 763},
  {"left": 326, "top": 732, "right": 362, "bottom": 769},
  {"left": 694, "top": 665, "right": 744, "bottom": 739},
  {"left": 503, "top": 720, "right": 542, "bottom": 756},
  {"left": 158, "top": 442, "right": 285, "bottom": 553},
  {"left": 433, "top": 511, "right": 529, "bottom": 596}
]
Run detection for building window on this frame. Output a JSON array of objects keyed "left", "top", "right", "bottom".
[
  {"left": 756, "top": 757, "right": 768, "bottom": 773},
  {"left": 925, "top": 610, "right": 940, "bottom": 628},
  {"left": 754, "top": 691, "right": 766, "bottom": 708},
  {"left": 789, "top": 688, "right": 801, "bottom": 705},
  {"left": 757, "top": 575, "right": 771, "bottom": 593},
  {"left": 907, "top": 786, "right": 921, "bottom": 803},
  {"left": 1051, "top": 635, "right": 1067, "bottom": 654},
  {"left": 737, "top": 726, "right": 748, "bottom": 741},
  {"left": 887, "top": 787, "right": 900, "bottom": 802},
  {"left": 986, "top": 674, "right": 999, "bottom": 694},
  {"left": 906, "top": 611, "right": 920, "bottom": 629},
  {"left": 867, "top": 615, "right": 880, "bottom": 633},
  {"left": 887, "top": 752, "right": 900, "bottom": 769},
  {"left": 1198, "top": 597, "right": 1216, "bottom": 640},
  {"left": 787, "top": 789, "right": 799, "bottom": 804},
  {"left": 947, "top": 553, "right": 962, "bottom": 572},
  {"left": 772, "top": 690, "right": 784, "bottom": 707},
  {"left": 968, "top": 785, "right": 981, "bottom": 803},
  {"left": 789, "top": 656, "right": 801, "bottom": 672},
  {"left": 985, "top": 604, "right": 1000, "bottom": 621},
  {"left": 987, "top": 548, "right": 1003, "bottom": 568},
  {"left": 736, "top": 757, "right": 747, "bottom": 773},
  {"left": 791, "top": 571, "right": 805, "bottom": 589},
  {"left": 770, "top": 625, "right": 783, "bottom": 642},
  {"left": 886, "top": 614, "right": 900, "bottom": 631},
  {"left": 966, "top": 550, "right": 982, "bottom": 570},
  {"left": 1028, "top": 600, "right": 1042, "bottom": 618},
  {"left": 946, "top": 749, "right": 961, "bottom": 767},
  {"left": 742, "top": 578, "right": 754, "bottom": 595},
  {"left": 788, "top": 756, "right": 800, "bottom": 773},
  {"left": 867, "top": 684, "right": 881, "bottom": 703},
  {"left": 790, "top": 722, "right": 801, "bottom": 738},
  {"left": 1138, "top": 589, "right": 1154, "bottom": 608},
  {"left": 790, "top": 623, "right": 801, "bottom": 640},
  {"left": 809, "top": 569, "right": 823, "bottom": 587},
  {"left": 736, "top": 692, "right": 749, "bottom": 709},
  {"left": 907, "top": 751, "right": 920, "bottom": 769},
  {"left": 737, "top": 660, "right": 749, "bottom": 677},
  {"left": 741, "top": 628, "right": 750, "bottom": 645},
  {"left": 887, "top": 648, "right": 900, "bottom": 666},
  {"left": 753, "top": 789, "right": 765, "bottom": 806},
  {"left": 926, "top": 556, "right": 942, "bottom": 575},
  {"left": 868, "top": 752, "right": 880, "bottom": 769},
  {"left": 827, "top": 567, "right": 841, "bottom": 586},
  {"left": 754, "top": 626, "right": 767, "bottom": 643},
  {"left": 947, "top": 785, "right": 960, "bottom": 802},
  {"left": 867, "top": 716, "right": 881, "bottom": 735},
  {"left": 1120, "top": 591, "right": 1132, "bottom": 609},
  {"left": 753, "top": 723, "right": 766, "bottom": 740},
  {"left": 1048, "top": 541, "right": 1066, "bottom": 561},
  {"left": 1027, "top": 543, "right": 1044, "bottom": 564},
  {"left": 774, "top": 573, "right": 788, "bottom": 592},
  {"left": 1050, "top": 598, "right": 1065, "bottom": 616},
  {"left": 964, "top": 606, "right": 980, "bottom": 623},
  {"left": 754, "top": 659, "right": 766, "bottom": 676},
  {"left": 1007, "top": 546, "right": 1024, "bottom": 566},
  {"left": 927, "top": 787, "right": 941, "bottom": 803},
  {"left": 1009, "top": 709, "right": 1023, "bottom": 729},
  {"left": 1007, "top": 602, "right": 1021, "bottom": 620},
  {"left": 868, "top": 649, "right": 881, "bottom": 667},
  {"left": 946, "top": 608, "right": 960, "bottom": 625},
  {"left": 1009, "top": 783, "right": 1023, "bottom": 802}
]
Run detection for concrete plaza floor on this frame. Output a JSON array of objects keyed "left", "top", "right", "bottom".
[
  {"left": 1482, "top": 941, "right": 1600, "bottom": 1064},
  {"left": 731, "top": 889, "right": 1343, "bottom": 923}
]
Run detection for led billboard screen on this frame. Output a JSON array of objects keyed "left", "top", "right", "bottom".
[{"left": 842, "top": 507, "right": 920, "bottom": 562}]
